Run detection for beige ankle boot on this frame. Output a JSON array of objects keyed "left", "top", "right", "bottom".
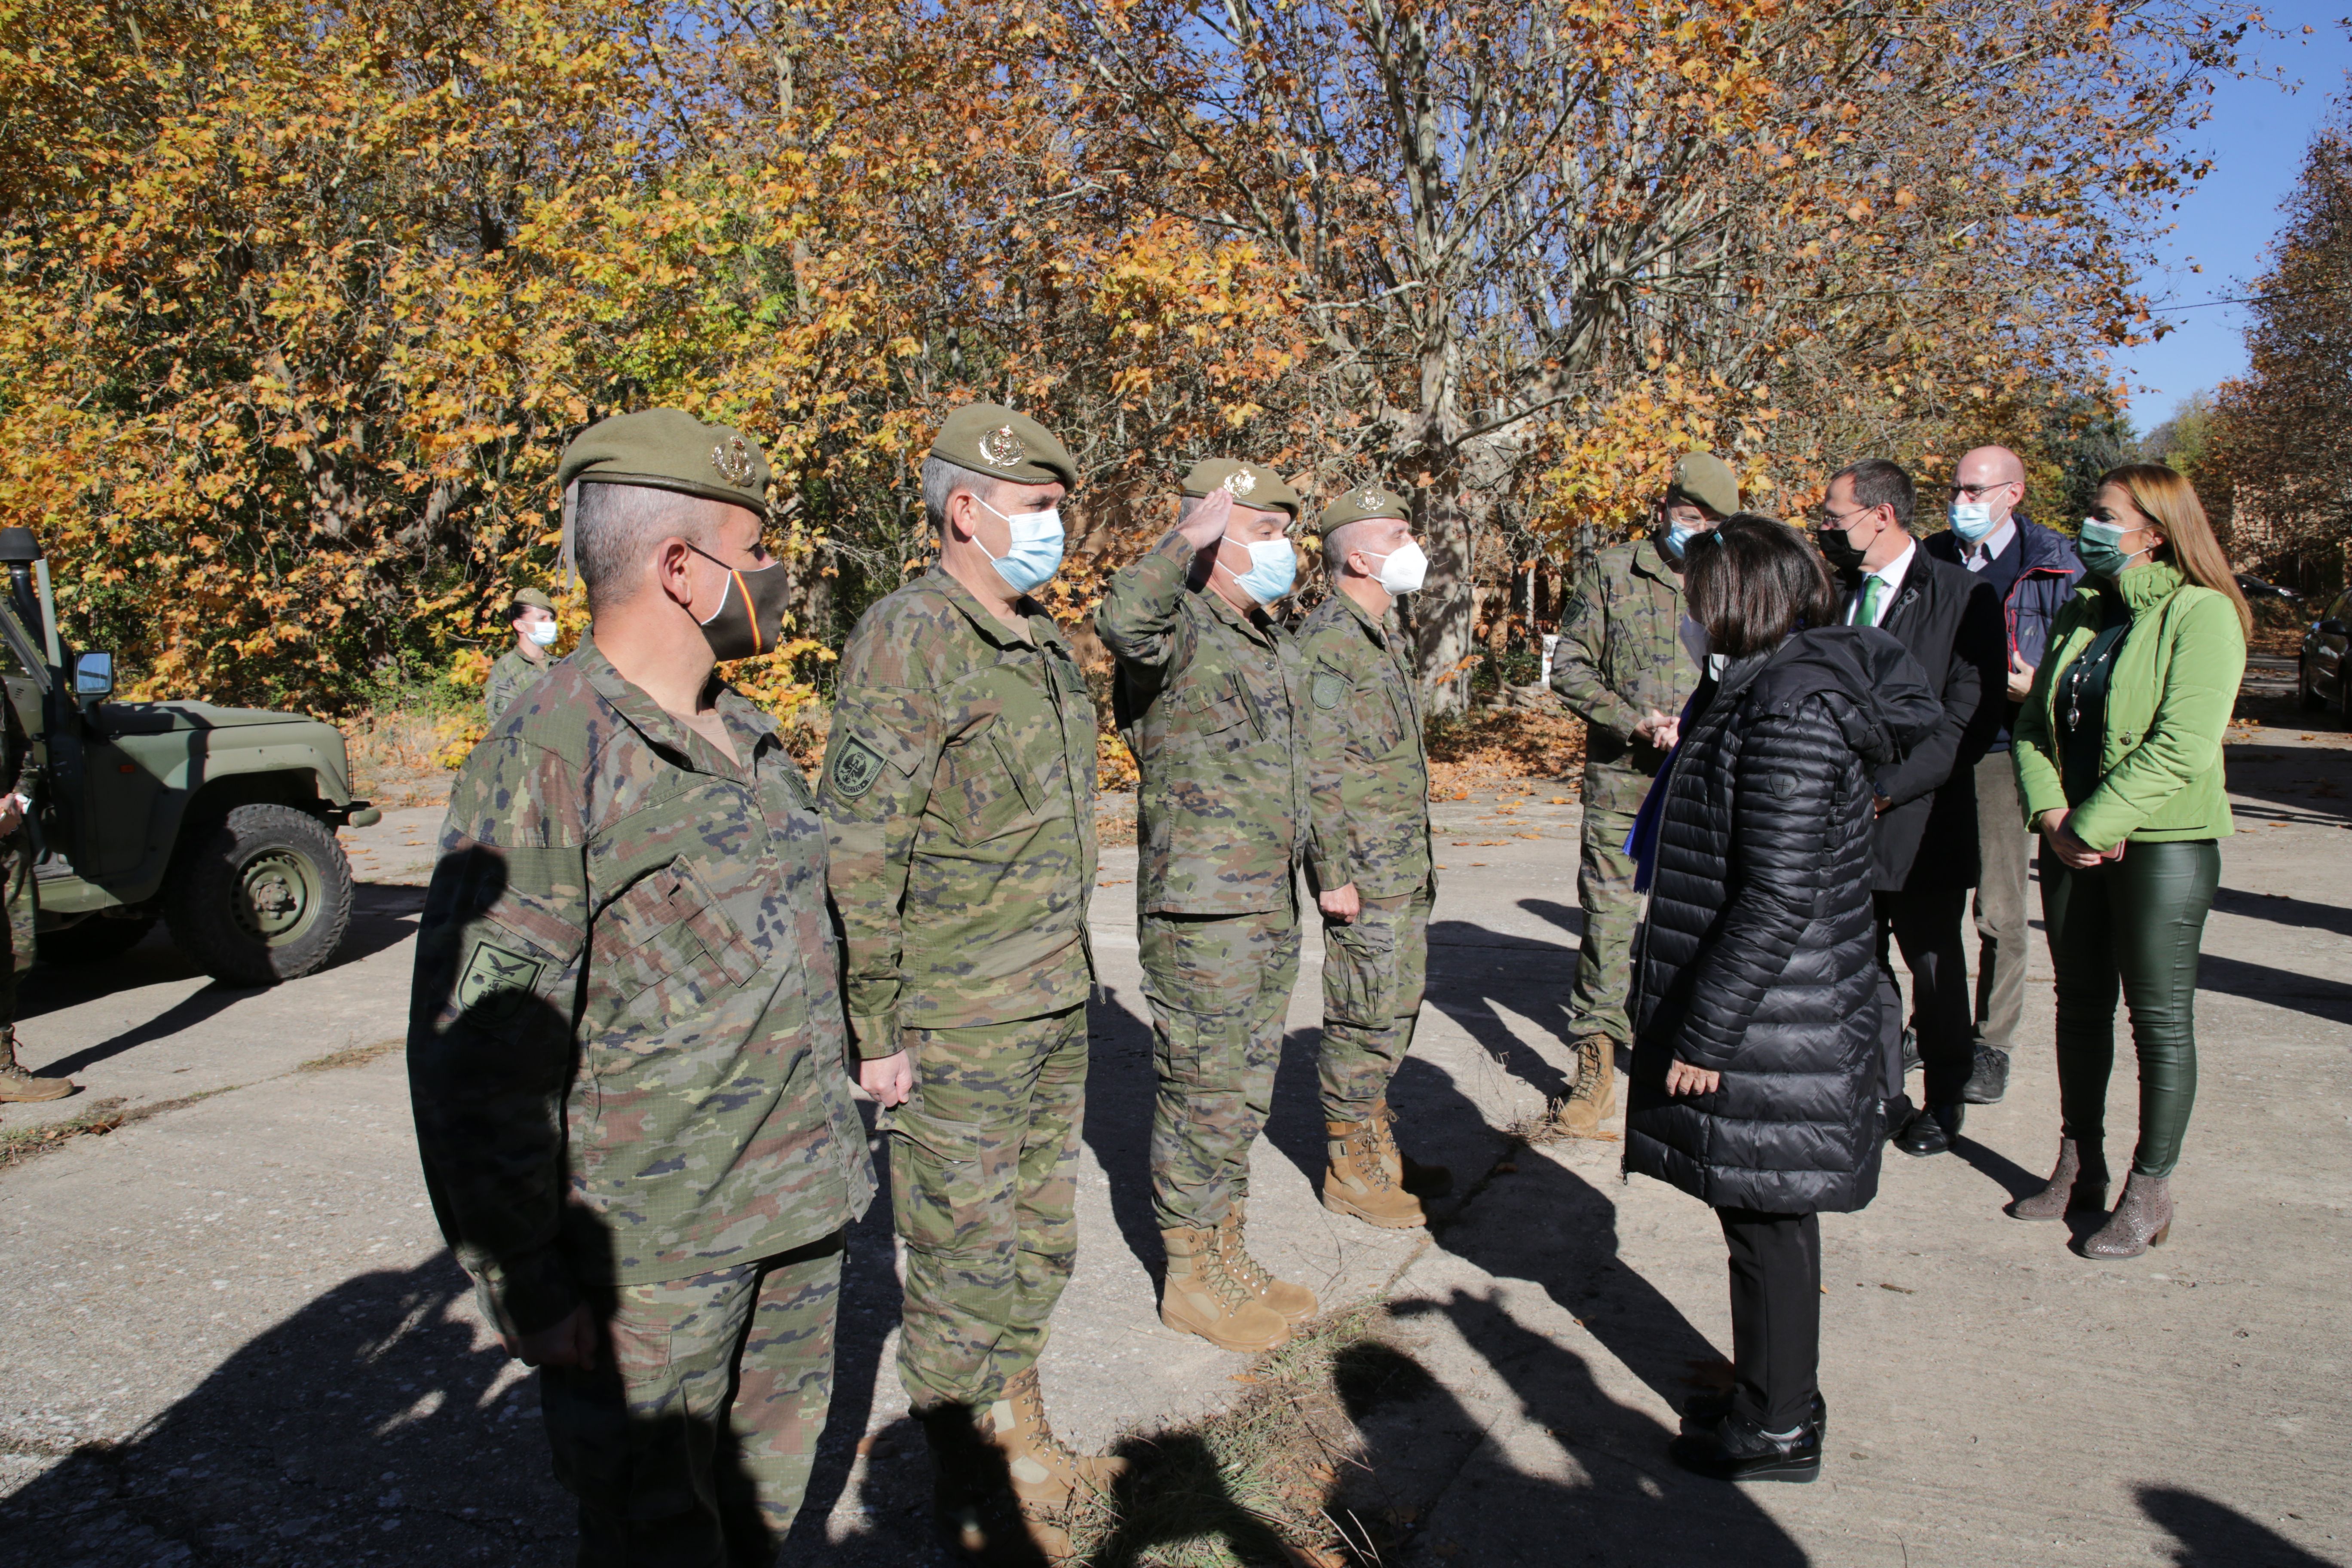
[
  {"left": 976, "top": 1366, "right": 1125, "bottom": 1508},
  {"left": 1550, "top": 1036, "right": 1617, "bottom": 1137},
  {"left": 1323, "top": 1116, "right": 1425, "bottom": 1228},
  {"left": 0, "top": 1026, "right": 72, "bottom": 1104},
  {"left": 1160, "top": 1225, "right": 1291, "bottom": 1351},
  {"left": 1370, "top": 1096, "right": 1452, "bottom": 1194},
  {"left": 1214, "top": 1203, "right": 1316, "bottom": 1324}
]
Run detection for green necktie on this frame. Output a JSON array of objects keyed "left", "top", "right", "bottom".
[{"left": 1858, "top": 576, "right": 1886, "bottom": 627}]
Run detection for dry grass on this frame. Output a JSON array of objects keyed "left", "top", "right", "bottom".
[
  {"left": 1425, "top": 706, "right": 1587, "bottom": 799},
  {"left": 1057, "top": 1304, "right": 1433, "bottom": 1568},
  {"left": 0, "top": 1087, "right": 239, "bottom": 1173}
]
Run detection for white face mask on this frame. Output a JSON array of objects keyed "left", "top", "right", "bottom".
[
  {"left": 525, "top": 619, "right": 560, "bottom": 648},
  {"left": 1362, "top": 540, "right": 1428, "bottom": 594}
]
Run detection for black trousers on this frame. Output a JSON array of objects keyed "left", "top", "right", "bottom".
[
  {"left": 1715, "top": 1207, "right": 1822, "bottom": 1433},
  {"left": 1874, "top": 888, "right": 1974, "bottom": 1107}
]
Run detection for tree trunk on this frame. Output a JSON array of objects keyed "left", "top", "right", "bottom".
[{"left": 1415, "top": 481, "right": 1477, "bottom": 716}]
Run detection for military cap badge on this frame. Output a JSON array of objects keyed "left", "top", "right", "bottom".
[
  {"left": 711, "top": 435, "right": 756, "bottom": 488},
  {"left": 1224, "top": 469, "right": 1259, "bottom": 498},
  {"left": 1357, "top": 487, "right": 1383, "bottom": 509},
  {"left": 978, "top": 424, "right": 1029, "bottom": 468}
]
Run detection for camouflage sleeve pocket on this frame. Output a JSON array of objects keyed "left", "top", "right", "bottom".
[
  {"left": 1182, "top": 680, "right": 1253, "bottom": 736},
  {"left": 821, "top": 698, "right": 930, "bottom": 808}
]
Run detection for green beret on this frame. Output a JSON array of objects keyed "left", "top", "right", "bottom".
[
  {"left": 1180, "top": 458, "right": 1301, "bottom": 521},
  {"left": 1315, "top": 482, "right": 1411, "bottom": 542},
  {"left": 929, "top": 403, "right": 1077, "bottom": 491},
  {"left": 558, "top": 409, "right": 773, "bottom": 520},
  {"left": 1666, "top": 451, "right": 1740, "bottom": 518},
  {"left": 508, "top": 587, "right": 556, "bottom": 615}
]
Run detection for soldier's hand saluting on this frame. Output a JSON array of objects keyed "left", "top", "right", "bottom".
[{"left": 1176, "top": 487, "right": 1235, "bottom": 552}]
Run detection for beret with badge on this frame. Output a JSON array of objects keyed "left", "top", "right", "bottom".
[
  {"left": 508, "top": 587, "right": 556, "bottom": 614},
  {"left": 557, "top": 408, "right": 774, "bottom": 521},
  {"left": 1179, "top": 457, "right": 1301, "bottom": 521},
  {"left": 1666, "top": 451, "right": 1740, "bottom": 518},
  {"left": 1315, "top": 482, "right": 1410, "bottom": 542},
  {"left": 930, "top": 402, "right": 1078, "bottom": 491}
]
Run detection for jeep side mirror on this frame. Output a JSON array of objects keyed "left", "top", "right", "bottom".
[
  {"left": 2320, "top": 619, "right": 2349, "bottom": 637},
  {"left": 72, "top": 650, "right": 114, "bottom": 698}
]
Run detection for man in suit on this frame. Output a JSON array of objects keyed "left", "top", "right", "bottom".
[
  {"left": 1814, "top": 459, "right": 2004, "bottom": 1157},
  {"left": 1924, "top": 447, "right": 2085, "bottom": 1105}
]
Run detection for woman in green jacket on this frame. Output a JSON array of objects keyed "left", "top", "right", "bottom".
[{"left": 2008, "top": 465, "right": 2250, "bottom": 1258}]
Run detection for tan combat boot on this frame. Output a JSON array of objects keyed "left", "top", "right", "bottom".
[
  {"left": 1550, "top": 1036, "right": 1618, "bottom": 1138},
  {"left": 1370, "top": 1097, "right": 1452, "bottom": 1195},
  {"left": 1214, "top": 1203, "right": 1317, "bottom": 1324},
  {"left": 1322, "top": 1116, "right": 1426, "bottom": 1228},
  {"left": 1160, "top": 1224, "right": 1292, "bottom": 1351},
  {"left": 0, "top": 1026, "right": 72, "bottom": 1103},
  {"left": 924, "top": 1394, "right": 1087, "bottom": 1566}
]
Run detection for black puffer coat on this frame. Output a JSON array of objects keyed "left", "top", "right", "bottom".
[{"left": 1623, "top": 627, "right": 1942, "bottom": 1214}]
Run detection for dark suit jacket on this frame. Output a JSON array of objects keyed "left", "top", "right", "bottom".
[{"left": 1839, "top": 546, "right": 2005, "bottom": 892}]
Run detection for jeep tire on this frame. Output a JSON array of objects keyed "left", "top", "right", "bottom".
[{"left": 163, "top": 804, "right": 354, "bottom": 985}]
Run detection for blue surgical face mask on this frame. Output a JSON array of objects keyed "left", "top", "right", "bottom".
[
  {"left": 1227, "top": 536, "right": 1297, "bottom": 604},
  {"left": 977, "top": 498, "right": 1065, "bottom": 594},
  {"left": 1663, "top": 521, "right": 1699, "bottom": 560},
  {"left": 1950, "top": 501, "right": 1998, "bottom": 542},
  {"left": 2076, "top": 518, "right": 2153, "bottom": 580}
]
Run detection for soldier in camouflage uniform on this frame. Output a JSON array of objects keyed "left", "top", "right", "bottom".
[
  {"left": 0, "top": 689, "right": 70, "bottom": 1103},
  {"left": 483, "top": 586, "right": 559, "bottom": 723},
  {"left": 1545, "top": 451, "right": 1737, "bottom": 1135},
  {"left": 820, "top": 404, "right": 1116, "bottom": 1564},
  {"left": 409, "top": 410, "right": 874, "bottom": 1565},
  {"left": 1299, "top": 484, "right": 1446, "bottom": 1228},
  {"left": 1096, "top": 458, "right": 1317, "bottom": 1357}
]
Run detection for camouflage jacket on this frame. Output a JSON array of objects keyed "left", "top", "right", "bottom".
[
  {"left": 1298, "top": 592, "right": 1432, "bottom": 899},
  {"left": 1549, "top": 535, "right": 1700, "bottom": 813},
  {"left": 1096, "top": 531, "right": 1306, "bottom": 916},
  {"left": 484, "top": 647, "right": 551, "bottom": 724},
  {"left": 409, "top": 635, "right": 876, "bottom": 1338},
  {"left": 821, "top": 567, "right": 1098, "bottom": 1053}
]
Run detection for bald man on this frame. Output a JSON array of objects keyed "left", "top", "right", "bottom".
[{"left": 1926, "top": 446, "right": 2083, "bottom": 1105}]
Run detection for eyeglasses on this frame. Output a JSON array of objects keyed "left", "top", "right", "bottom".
[
  {"left": 1948, "top": 481, "right": 2017, "bottom": 499},
  {"left": 1812, "top": 505, "right": 1868, "bottom": 529}
]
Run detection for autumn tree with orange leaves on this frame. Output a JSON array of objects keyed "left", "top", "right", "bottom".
[{"left": 1, "top": 0, "right": 2248, "bottom": 719}]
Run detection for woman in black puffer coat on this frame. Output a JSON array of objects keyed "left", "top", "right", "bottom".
[{"left": 1623, "top": 515, "right": 1941, "bottom": 1485}]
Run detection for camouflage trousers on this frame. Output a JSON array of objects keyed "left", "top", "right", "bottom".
[
  {"left": 0, "top": 838, "right": 31, "bottom": 1026},
  {"left": 1317, "top": 879, "right": 1432, "bottom": 1122},
  {"left": 888, "top": 1004, "right": 1088, "bottom": 1412},
  {"left": 1140, "top": 895, "right": 1302, "bottom": 1231},
  {"left": 539, "top": 1231, "right": 846, "bottom": 1568},
  {"left": 1569, "top": 797, "right": 1642, "bottom": 1049}
]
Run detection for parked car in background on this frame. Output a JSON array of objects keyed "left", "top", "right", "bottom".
[
  {"left": 2302, "top": 589, "right": 2352, "bottom": 719},
  {"left": 2238, "top": 573, "right": 2304, "bottom": 602}
]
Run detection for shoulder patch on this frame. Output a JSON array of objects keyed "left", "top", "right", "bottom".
[
  {"left": 456, "top": 940, "right": 545, "bottom": 1022},
  {"left": 829, "top": 734, "right": 888, "bottom": 799},
  {"left": 1312, "top": 671, "right": 1346, "bottom": 710},
  {"left": 1559, "top": 591, "right": 1590, "bottom": 629}
]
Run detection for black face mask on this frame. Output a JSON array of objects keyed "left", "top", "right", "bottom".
[
  {"left": 1814, "top": 520, "right": 1870, "bottom": 578},
  {"left": 690, "top": 544, "right": 792, "bottom": 661}
]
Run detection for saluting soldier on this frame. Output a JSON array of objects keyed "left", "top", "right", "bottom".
[
  {"left": 483, "top": 585, "right": 560, "bottom": 723},
  {"left": 1299, "top": 484, "right": 1449, "bottom": 1228},
  {"left": 408, "top": 410, "right": 875, "bottom": 1563},
  {"left": 1095, "top": 459, "right": 1318, "bottom": 1358},
  {"left": 820, "top": 404, "right": 1117, "bottom": 1563},
  {"left": 1546, "top": 451, "right": 1737, "bottom": 1135}
]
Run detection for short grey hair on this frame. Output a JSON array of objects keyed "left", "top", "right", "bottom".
[
  {"left": 1324, "top": 519, "right": 1369, "bottom": 585},
  {"left": 573, "top": 481, "right": 723, "bottom": 612},
  {"left": 1176, "top": 494, "right": 1208, "bottom": 525},
  {"left": 922, "top": 456, "right": 1000, "bottom": 533}
]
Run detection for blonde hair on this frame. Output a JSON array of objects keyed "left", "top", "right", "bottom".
[{"left": 2098, "top": 465, "right": 2253, "bottom": 639}]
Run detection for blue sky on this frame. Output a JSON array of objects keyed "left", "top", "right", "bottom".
[{"left": 2118, "top": 6, "right": 2352, "bottom": 431}]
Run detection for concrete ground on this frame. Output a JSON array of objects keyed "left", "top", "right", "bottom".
[{"left": 0, "top": 694, "right": 2346, "bottom": 1567}]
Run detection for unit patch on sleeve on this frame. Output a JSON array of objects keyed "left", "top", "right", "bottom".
[
  {"left": 829, "top": 735, "right": 888, "bottom": 799},
  {"left": 456, "top": 940, "right": 546, "bottom": 1022}
]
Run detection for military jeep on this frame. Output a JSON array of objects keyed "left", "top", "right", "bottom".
[{"left": 0, "top": 528, "right": 380, "bottom": 986}]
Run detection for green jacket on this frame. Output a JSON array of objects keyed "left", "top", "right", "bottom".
[
  {"left": 1096, "top": 530, "right": 1306, "bottom": 915},
  {"left": 1298, "top": 591, "right": 1432, "bottom": 899},
  {"left": 2013, "top": 562, "right": 2245, "bottom": 850},
  {"left": 484, "top": 646, "right": 550, "bottom": 723},
  {"left": 410, "top": 635, "right": 875, "bottom": 1337},
  {"left": 820, "top": 567, "right": 1099, "bottom": 1052},
  {"left": 1547, "top": 535, "right": 1700, "bottom": 813}
]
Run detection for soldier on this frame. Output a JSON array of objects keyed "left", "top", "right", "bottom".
[
  {"left": 0, "top": 690, "right": 71, "bottom": 1101},
  {"left": 1546, "top": 451, "right": 1738, "bottom": 1136},
  {"left": 1298, "top": 484, "right": 1448, "bottom": 1228},
  {"left": 408, "top": 409, "right": 874, "bottom": 1564},
  {"left": 483, "top": 586, "right": 560, "bottom": 722},
  {"left": 820, "top": 404, "right": 1115, "bottom": 1562},
  {"left": 1096, "top": 458, "right": 1318, "bottom": 1358}
]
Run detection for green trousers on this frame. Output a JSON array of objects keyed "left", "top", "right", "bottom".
[
  {"left": 888, "top": 1004, "right": 1088, "bottom": 1411},
  {"left": 1569, "top": 799, "right": 1641, "bottom": 1047},
  {"left": 2040, "top": 838, "right": 2220, "bottom": 1179},
  {"left": 1139, "top": 897, "right": 1302, "bottom": 1231},
  {"left": 1317, "top": 881, "right": 1431, "bottom": 1122},
  {"left": 541, "top": 1232, "right": 846, "bottom": 1567}
]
